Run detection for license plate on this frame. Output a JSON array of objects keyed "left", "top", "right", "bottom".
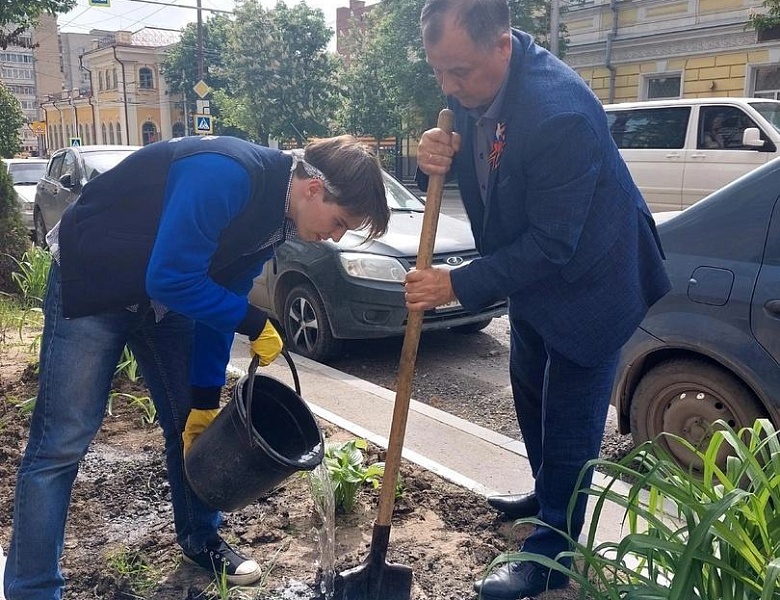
[{"left": 435, "top": 299, "right": 462, "bottom": 312}]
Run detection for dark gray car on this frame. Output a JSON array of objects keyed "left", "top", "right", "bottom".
[
  {"left": 613, "top": 157, "right": 780, "bottom": 471},
  {"left": 250, "top": 172, "right": 507, "bottom": 362},
  {"left": 34, "top": 145, "right": 139, "bottom": 246}
]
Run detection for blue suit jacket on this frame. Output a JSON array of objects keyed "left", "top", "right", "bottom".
[{"left": 421, "top": 30, "right": 670, "bottom": 366}]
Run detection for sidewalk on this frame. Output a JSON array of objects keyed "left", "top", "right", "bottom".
[{"left": 229, "top": 338, "right": 633, "bottom": 545}]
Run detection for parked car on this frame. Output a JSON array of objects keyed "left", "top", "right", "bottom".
[
  {"left": 249, "top": 171, "right": 507, "bottom": 362},
  {"left": 1, "top": 158, "right": 48, "bottom": 236},
  {"left": 612, "top": 157, "right": 780, "bottom": 472},
  {"left": 34, "top": 145, "right": 140, "bottom": 246},
  {"left": 604, "top": 97, "right": 780, "bottom": 211}
]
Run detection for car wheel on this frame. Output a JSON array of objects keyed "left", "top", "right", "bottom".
[
  {"left": 33, "top": 209, "right": 48, "bottom": 249},
  {"left": 282, "top": 283, "right": 342, "bottom": 362},
  {"left": 451, "top": 318, "right": 493, "bottom": 334},
  {"left": 630, "top": 358, "right": 765, "bottom": 472}
]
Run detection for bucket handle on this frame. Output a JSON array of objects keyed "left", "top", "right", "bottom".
[{"left": 245, "top": 348, "right": 302, "bottom": 447}]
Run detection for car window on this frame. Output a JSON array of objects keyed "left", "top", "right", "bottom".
[
  {"left": 47, "top": 154, "right": 65, "bottom": 180},
  {"left": 7, "top": 162, "right": 46, "bottom": 185},
  {"left": 60, "top": 151, "right": 77, "bottom": 181},
  {"left": 749, "top": 101, "right": 780, "bottom": 135},
  {"left": 81, "top": 150, "right": 137, "bottom": 180},
  {"left": 607, "top": 107, "right": 690, "bottom": 149},
  {"left": 382, "top": 173, "right": 425, "bottom": 211},
  {"left": 697, "top": 106, "right": 762, "bottom": 150}
]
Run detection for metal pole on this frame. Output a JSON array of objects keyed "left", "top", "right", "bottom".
[
  {"left": 550, "top": 0, "right": 560, "bottom": 57},
  {"left": 196, "top": 0, "right": 204, "bottom": 81}
]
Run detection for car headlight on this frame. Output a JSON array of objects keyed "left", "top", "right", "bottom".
[{"left": 339, "top": 252, "right": 407, "bottom": 283}]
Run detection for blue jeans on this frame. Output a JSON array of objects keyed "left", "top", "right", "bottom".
[
  {"left": 509, "top": 313, "right": 618, "bottom": 562},
  {"left": 4, "top": 263, "right": 221, "bottom": 600}
]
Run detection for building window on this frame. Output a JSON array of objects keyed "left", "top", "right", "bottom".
[
  {"left": 172, "top": 122, "right": 185, "bottom": 138},
  {"left": 139, "top": 67, "right": 154, "bottom": 90},
  {"left": 106, "top": 70, "right": 112, "bottom": 89},
  {"left": 99, "top": 72, "right": 104, "bottom": 91},
  {"left": 142, "top": 122, "right": 158, "bottom": 145},
  {"left": 101, "top": 123, "right": 107, "bottom": 144},
  {"left": 753, "top": 66, "right": 780, "bottom": 100},
  {"left": 109, "top": 123, "right": 115, "bottom": 144},
  {"left": 116, "top": 122, "right": 122, "bottom": 144},
  {"left": 644, "top": 74, "right": 682, "bottom": 100}
]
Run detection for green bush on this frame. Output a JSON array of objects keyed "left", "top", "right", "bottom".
[
  {"left": 0, "top": 160, "right": 30, "bottom": 294},
  {"left": 494, "top": 419, "right": 780, "bottom": 599}
]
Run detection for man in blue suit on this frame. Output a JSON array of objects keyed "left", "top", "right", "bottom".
[{"left": 405, "top": 1, "right": 671, "bottom": 598}]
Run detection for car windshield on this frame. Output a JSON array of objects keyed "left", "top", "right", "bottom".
[
  {"left": 749, "top": 101, "right": 780, "bottom": 134},
  {"left": 383, "top": 173, "right": 425, "bottom": 211},
  {"left": 8, "top": 162, "right": 46, "bottom": 185},
  {"left": 81, "top": 150, "right": 137, "bottom": 180}
]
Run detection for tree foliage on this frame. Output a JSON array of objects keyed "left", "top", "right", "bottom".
[
  {"left": 0, "top": 82, "right": 24, "bottom": 158},
  {"left": 333, "top": 13, "right": 401, "bottom": 146},
  {"left": 162, "top": 14, "right": 232, "bottom": 134},
  {"left": 0, "top": 0, "right": 76, "bottom": 49},
  {"left": 224, "top": 0, "right": 338, "bottom": 145},
  {"left": 748, "top": 0, "right": 780, "bottom": 31}
]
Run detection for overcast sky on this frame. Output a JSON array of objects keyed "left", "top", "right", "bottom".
[{"left": 58, "top": 0, "right": 378, "bottom": 42}]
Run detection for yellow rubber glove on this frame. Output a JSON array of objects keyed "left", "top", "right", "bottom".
[
  {"left": 182, "top": 408, "right": 220, "bottom": 455},
  {"left": 249, "top": 320, "right": 283, "bottom": 366}
]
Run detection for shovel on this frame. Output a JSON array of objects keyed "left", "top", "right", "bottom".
[{"left": 332, "top": 108, "right": 455, "bottom": 600}]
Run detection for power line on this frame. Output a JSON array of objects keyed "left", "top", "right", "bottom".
[{"left": 123, "top": 0, "right": 232, "bottom": 14}]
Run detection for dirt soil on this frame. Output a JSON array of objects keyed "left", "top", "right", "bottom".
[{"left": 0, "top": 328, "right": 582, "bottom": 600}]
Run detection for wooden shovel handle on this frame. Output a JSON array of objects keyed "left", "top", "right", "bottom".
[{"left": 377, "top": 108, "right": 455, "bottom": 526}]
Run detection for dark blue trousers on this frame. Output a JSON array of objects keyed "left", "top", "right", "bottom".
[{"left": 509, "top": 312, "right": 618, "bottom": 562}]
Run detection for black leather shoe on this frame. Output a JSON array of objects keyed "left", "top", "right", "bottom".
[
  {"left": 473, "top": 561, "right": 568, "bottom": 600},
  {"left": 486, "top": 492, "right": 539, "bottom": 520}
]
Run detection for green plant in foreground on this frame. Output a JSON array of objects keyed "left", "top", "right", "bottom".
[
  {"left": 8, "top": 245, "right": 50, "bottom": 307},
  {"left": 322, "top": 438, "right": 385, "bottom": 513},
  {"left": 106, "top": 547, "right": 161, "bottom": 597},
  {"left": 115, "top": 345, "right": 142, "bottom": 382},
  {"left": 493, "top": 418, "right": 780, "bottom": 599},
  {"left": 108, "top": 392, "right": 157, "bottom": 424}
]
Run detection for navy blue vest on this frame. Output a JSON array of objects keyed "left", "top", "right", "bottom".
[{"left": 58, "top": 136, "right": 292, "bottom": 318}]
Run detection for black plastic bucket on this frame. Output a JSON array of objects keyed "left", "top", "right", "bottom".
[{"left": 185, "top": 352, "right": 324, "bottom": 511}]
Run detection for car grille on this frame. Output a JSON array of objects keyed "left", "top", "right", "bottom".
[{"left": 406, "top": 250, "right": 481, "bottom": 270}]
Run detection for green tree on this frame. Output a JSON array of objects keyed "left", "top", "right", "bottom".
[
  {"left": 0, "top": 149, "right": 30, "bottom": 294},
  {"left": 0, "top": 0, "right": 76, "bottom": 49},
  {"left": 333, "top": 19, "right": 400, "bottom": 150},
  {"left": 749, "top": 0, "right": 780, "bottom": 31},
  {"left": 0, "top": 82, "right": 24, "bottom": 158},
  {"left": 162, "top": 14, "right": 233, "bottom": 135},
  {"left": 225, "top": 0, "right": 338, "bottom": 145}
]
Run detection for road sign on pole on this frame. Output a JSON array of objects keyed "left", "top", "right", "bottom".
[
  {"left": 88, "top": 0, "right": 111, "bottom": 6},
  {"left": 193, "top": 114, "right": 213, "bottom": 135},
  {"left": 70, "top": 137, "right": 82, "bottom": 147},
  {"left": 30, "top": 121, "right": 46, "bottom": 135}
]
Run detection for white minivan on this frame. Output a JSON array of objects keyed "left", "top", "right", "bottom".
[{"left": 604, "top": 97, "right": 780, "bottom": 211}]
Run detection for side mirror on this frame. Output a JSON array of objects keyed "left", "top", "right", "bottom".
[
  {"left": 742, "top": 127, "right": 766, "bottom": 149},
  {"left": 58, "top": 173, "right": 75, "bottom": 188}
]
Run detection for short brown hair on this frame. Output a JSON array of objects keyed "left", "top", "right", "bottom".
[{"left": 301, "top": 135, "right": 390, "bottom": 240}]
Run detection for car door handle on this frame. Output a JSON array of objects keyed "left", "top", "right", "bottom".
[
  {"left": 665, "top": 152, "right": 682, "bottom": 159},
  {"left": 689, "top": 152, "right": 706, "bottom": 159},
  {"left": 765, "top": 299, "right": 780, "bottom": 316}
]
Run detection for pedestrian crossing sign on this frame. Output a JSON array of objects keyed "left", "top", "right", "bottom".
[
  {"left": 70, "top": 137, "right": 82, "bottom": 147},
  {"left": 88, "top": 0, "right": 110, "bottom": 6},
  {"left": 194, "top": 114, "right": 213, "bottom": 135}
]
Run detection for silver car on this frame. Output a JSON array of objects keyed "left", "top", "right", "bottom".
[
  {"left": 34, "top": 145, "right": 140, "bottom": 246},
  {"left": 2, "top": 158, "right": 48, "bottom": 236}
]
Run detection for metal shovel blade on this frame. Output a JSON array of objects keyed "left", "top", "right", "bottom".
[{"left": 331, "top": 524, "right": 413, "bottom": 600}]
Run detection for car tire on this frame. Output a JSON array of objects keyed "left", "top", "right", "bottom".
[
  {"left": 630, "top": 358, "right": 765, "bottom": 472},
  {"left": 33, "top": 208, "right": 48, "bottom": 249},
  {"left": 451, "top": 318, "right": 493, "bottom": 334},
  {"left": 282, "top": 283, "right": 342, "bottom": 362}
]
